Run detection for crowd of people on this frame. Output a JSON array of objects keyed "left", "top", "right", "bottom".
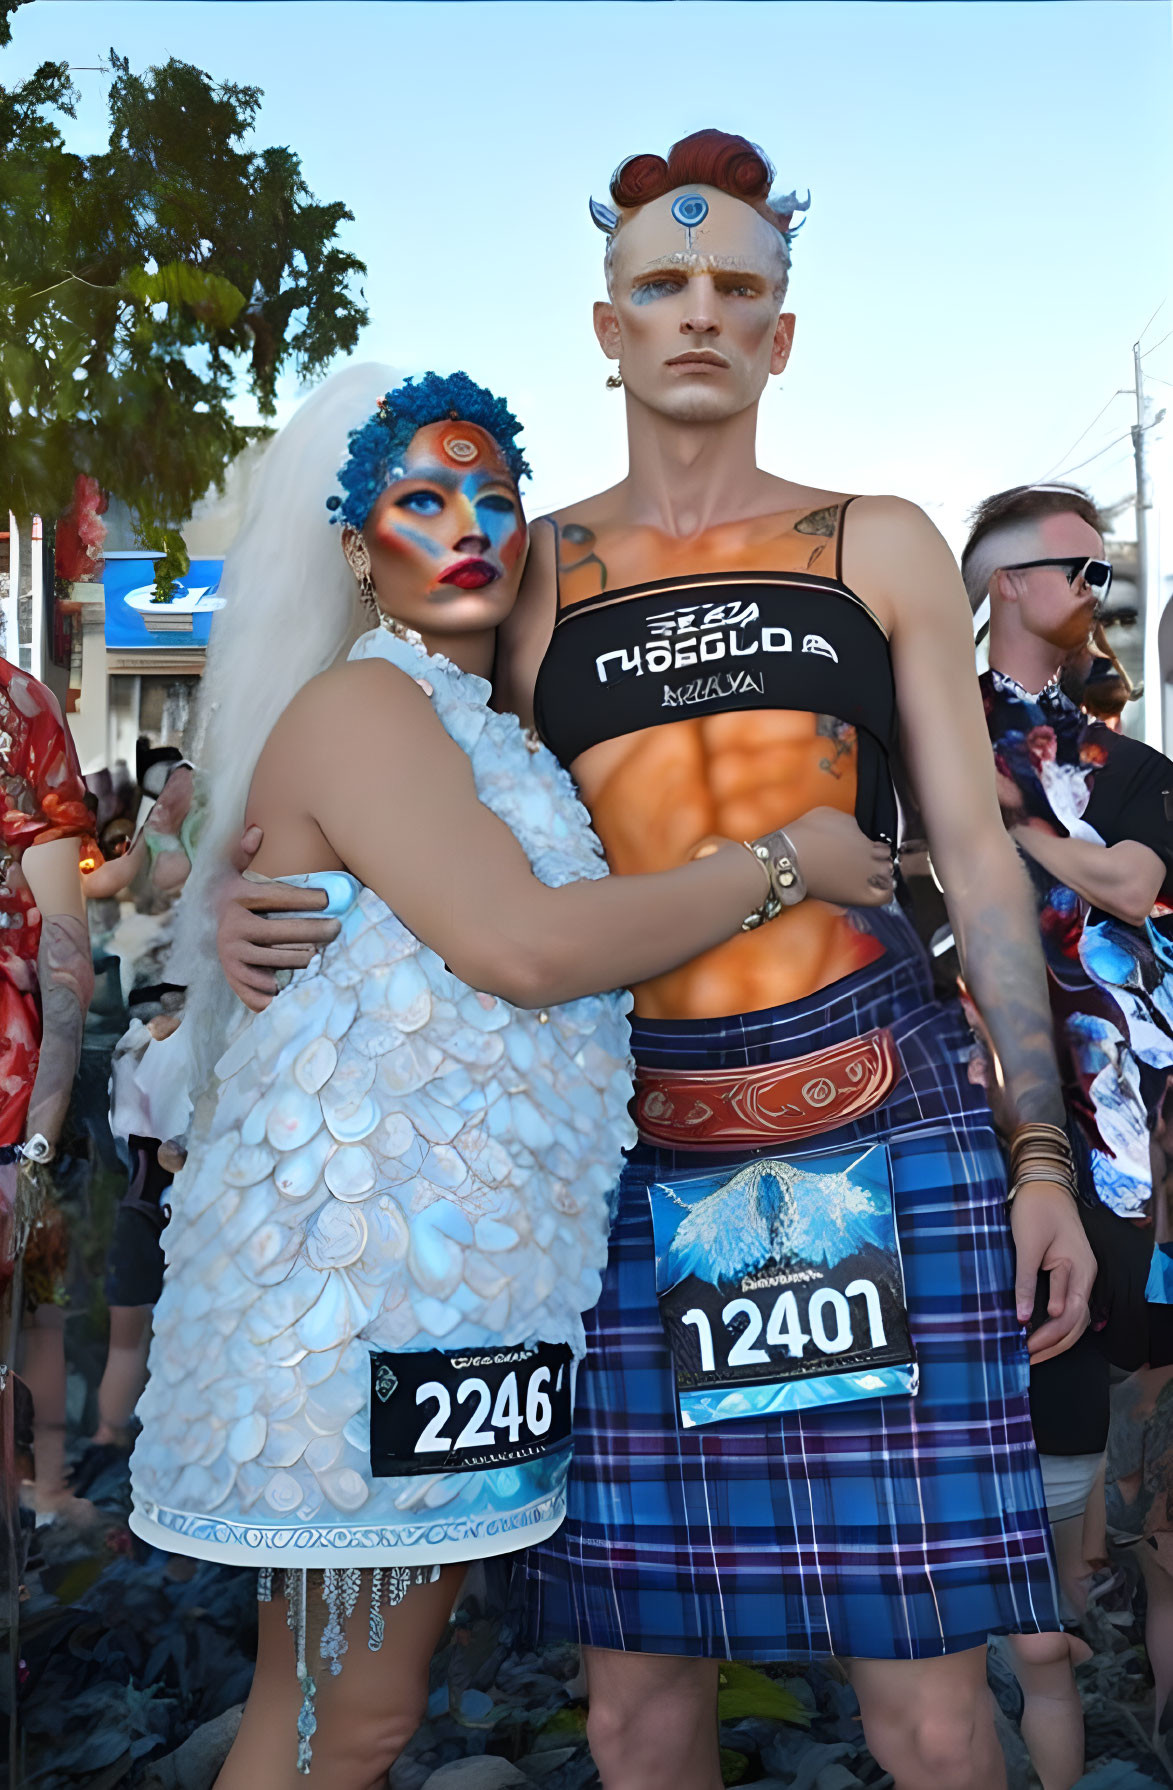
[{"left": 2, "top": 128, "right": 1172, "bottom": 1790}]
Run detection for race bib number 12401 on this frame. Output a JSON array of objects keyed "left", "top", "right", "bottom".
[
  {"left": 649, "top": 1143, "right": 917, "bottom": 1428},
  {"left": 369, "top": 1341, "right": 573, "bottom": 1477}
]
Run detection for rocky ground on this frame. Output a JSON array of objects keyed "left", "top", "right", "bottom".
[{"left": 9, "top": 1442, "right": 1173, "bottom": 1790}]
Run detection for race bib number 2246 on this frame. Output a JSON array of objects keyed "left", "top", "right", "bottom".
[{"left": 369, "top": 1341, "right": 573, "bottom": 1478}]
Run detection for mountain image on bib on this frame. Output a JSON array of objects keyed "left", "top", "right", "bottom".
[{"left": 661, "top": 1148, "right": 898, "bottom": 1289}]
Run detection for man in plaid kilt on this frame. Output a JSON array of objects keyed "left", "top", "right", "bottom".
[{"left": 221, "top": 130, "right": 1096, "bottom": 1790}]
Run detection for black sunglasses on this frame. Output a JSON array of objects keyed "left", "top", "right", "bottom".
[{"left": 1003, "top": 555, "right": 1113, "bottom": 596}]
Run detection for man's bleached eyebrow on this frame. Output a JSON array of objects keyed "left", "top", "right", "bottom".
[{"left": 633, "top": 254, "right": 768, "bottom": 276}]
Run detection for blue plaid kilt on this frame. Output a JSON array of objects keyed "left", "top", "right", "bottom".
[{"left": 519, "top": 915, "right": 1061, "bottom": 1660}]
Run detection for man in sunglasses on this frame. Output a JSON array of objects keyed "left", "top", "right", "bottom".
[
  {"left": 962, "top": 480, "right": 1173, "bottom": 1790},
  {"left": 962, "top": 480, "right": 1173, "bottom": 1221}
]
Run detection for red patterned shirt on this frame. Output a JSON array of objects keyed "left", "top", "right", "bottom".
[{"left": 0, "top": 659, "right": 94, "bottom": 1146}]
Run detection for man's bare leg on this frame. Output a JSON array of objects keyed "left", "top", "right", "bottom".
[
  {"left": 1006, "top": 1630, "right": 1088, "bottom": 1790},
  {"left": 583, "top": 1648, "right": 722, "bottom": 1790},
  {"left": 1134, "top": 1544, "right": 1173, "bottom": 1738},
  {"left": 18, "top": 1306, "right": 94, "bottom": 1521},
  {"left": 849, "top": 1647, "right": 1006, "bottom": 1790},
  {"left": 1005, "top": 1511, "right": 1094, "bottom": 1790},
  {"left": 94, "top": 1304, "right": 152, "bottom": 1446}
]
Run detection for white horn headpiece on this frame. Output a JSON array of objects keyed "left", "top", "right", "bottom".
[{"left": 589, "top": 197, "right": 619, "bottom": 234}]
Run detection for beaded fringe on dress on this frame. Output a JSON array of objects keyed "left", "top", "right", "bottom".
[{"left": 257, "top": 1563, "right": 440, "bottom": 1771}]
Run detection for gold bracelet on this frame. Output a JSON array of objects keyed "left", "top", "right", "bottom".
[
  {"left": 1009, "top": 1123, "right": 1074, "bottom": 1168},
  {"left": 1006, "top": 1120, "right": 1078, "bottom": 1204}
]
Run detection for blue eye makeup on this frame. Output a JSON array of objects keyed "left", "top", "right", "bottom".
[
  {"left": 396, "top": 489, "right": 445, "bottom": 516},
  {"left": 632, "top": 278, "right": 686, "bottom": 306}
]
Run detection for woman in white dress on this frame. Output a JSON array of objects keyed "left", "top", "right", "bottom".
[{"left": 129, "top": 364, "right": 891, "bottom": 1789}]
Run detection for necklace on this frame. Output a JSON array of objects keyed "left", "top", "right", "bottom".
[{"left": 376, "top": 611, "right": 424, "bottom": 648}]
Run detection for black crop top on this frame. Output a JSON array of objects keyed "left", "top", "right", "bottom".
[{"left": 533, "top": 569, "right": 900, "bottom": 843}]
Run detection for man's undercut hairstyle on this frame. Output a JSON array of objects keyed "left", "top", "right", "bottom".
[
  {"left": 591, "top": 128, "right": 809, "bottom": 301},
  {"left": 960, "top": 483, "right": 1107, "bottom": 613}
]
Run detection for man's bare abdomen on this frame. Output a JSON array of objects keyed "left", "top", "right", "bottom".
[{"left": 573, "top": 709, "right": 885, "bottom": 1019}]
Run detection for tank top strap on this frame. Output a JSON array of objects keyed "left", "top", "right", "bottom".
[
  {"left": 835, "top": 495, "right": 859, "bottom": 584},
  {"left": 539, "top": 515, "right": 564, "bottom": 612}
]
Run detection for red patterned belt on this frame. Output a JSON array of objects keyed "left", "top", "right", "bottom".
[{"left": 634, "top": 1027, "right": 904, "bottom": 1150}]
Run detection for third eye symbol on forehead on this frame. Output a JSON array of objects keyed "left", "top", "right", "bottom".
[
  {"left": 443, "top": 434, "right": 480, "bottom": 465},
  {"left": 671, "top": 192, "right": 709, "bottom": 249}
]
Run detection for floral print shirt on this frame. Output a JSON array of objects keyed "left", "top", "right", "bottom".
[
  {"left": 0, "top": 659, "right": 93, "bottom": 1145},
  {"left": 982, "top": 668, "right": 1173, "bottom": 1216}
]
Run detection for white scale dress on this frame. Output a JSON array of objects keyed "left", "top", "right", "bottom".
[{"left": 130, "top": 625, "right": 634, "bottom": 1569}]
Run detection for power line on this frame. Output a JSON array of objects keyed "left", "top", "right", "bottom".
[
  {"left": 1137, "top": 298, "right": 1167, "bottom": 346},
  {"left": 1052, "top": 432, "right": 1132, "bottom": 480},
  {"left": 1040, "top": 389, "right": 1128, "bottom": 480},
  {"left": 1039, "top": 310, "right": 1171, "bottom": 482}
]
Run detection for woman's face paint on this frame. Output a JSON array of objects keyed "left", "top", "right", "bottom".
[{"left": 363, "top": 421, "right": 527, "bottom": 637}]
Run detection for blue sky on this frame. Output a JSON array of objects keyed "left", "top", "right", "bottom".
[{"left": 8, "top": 1, "right": 1173, "bottom": 549}]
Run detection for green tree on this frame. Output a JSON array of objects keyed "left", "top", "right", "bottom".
[
  {"left": 0, "top": 39, "right": 367, "bottom": 576},
  {"left": 1, "top": 2, "right": 27, "bottom": 50}
]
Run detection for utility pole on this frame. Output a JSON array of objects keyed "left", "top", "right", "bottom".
[
  {"left": 1131, "top": 338, "right": 1167, "bottom": 744},
  {"left": 1132, "top": 339, "right": 1150, "bottom": 621},
  {"left": 1133, "top": 340, "right": 1167, "bottom": 749}
]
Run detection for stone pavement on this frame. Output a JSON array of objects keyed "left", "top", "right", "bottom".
[{"left": 13, "top": 1441, "right": 1173, "bottom": 1789}]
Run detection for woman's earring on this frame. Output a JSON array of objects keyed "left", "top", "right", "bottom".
[
  {"left": 344, "top": 536, "right": 378, "bottom": 616},
  {"left": 605, "top": 369, "right": 623, "bottom": 390}
]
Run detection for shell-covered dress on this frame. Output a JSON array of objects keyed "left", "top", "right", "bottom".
[{"left": 129, "top": 625, "right": 635, "bottom": 1571}]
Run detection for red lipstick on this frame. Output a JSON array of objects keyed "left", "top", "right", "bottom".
[{"left": 438, "top": 558, "right": 498, "bottom": 591}]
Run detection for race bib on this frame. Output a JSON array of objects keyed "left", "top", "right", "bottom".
[
  {"left": 369, "top": 1341, "right": 573, "bottom": 1477},
  {"left": 648, "top": 1143, "right": 917, "bottom": 1428}
]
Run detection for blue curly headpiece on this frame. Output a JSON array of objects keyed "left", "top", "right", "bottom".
[{"left": 327, "top": 371, "right": 531, "bottom": 531}]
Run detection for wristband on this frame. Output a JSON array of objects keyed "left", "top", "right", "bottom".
[
  {"left": 17, "top": 1133, "right": 54, "bottom": 1165},
  {"left": 740, "top": 827, "right": 808, "bottom": 935},
  {"left": 738, "top": 842, "right": 783, "bottom": 932}
]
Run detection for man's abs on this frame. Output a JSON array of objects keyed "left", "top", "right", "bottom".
[{"left": 572, "top": 709, "right": 885, "bottom": 1019}]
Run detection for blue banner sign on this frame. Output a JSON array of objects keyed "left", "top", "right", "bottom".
[{"left": 103, "top": 556, "right": 224, "bottom": 651}]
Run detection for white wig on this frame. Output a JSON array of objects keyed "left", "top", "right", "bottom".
[{"left": 168, "top": 361, "right": 399, "bottom": 1105}]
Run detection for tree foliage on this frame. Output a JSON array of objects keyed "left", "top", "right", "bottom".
[
  {"left": 0, "top": 45, "right": 367, "bottom": 531},
  {"left": 0, "top": 3, "right": 27, "bottom": 51}
]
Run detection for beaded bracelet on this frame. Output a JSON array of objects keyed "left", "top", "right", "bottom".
[{"left": 1006, "top": 1121, "right": 1078, "bottom": 1204}]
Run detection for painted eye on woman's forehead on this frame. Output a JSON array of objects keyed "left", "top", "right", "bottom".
[{"left": 439, "top": 430, "right": 482, "bottom": 466}]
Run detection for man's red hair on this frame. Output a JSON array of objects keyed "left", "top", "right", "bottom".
[
  {"left": 608, "top": 129, "right": 801, "bottom": 235},
  {"left": 611, "top": 129, "right": 774, "bottom": 211}
]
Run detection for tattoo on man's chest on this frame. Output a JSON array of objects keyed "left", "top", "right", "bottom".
[
  {"left": 794, "top": 506, "right": 840, "bottom": 538},
  {"left": 558, "top": 523, "right": 608, "bottom": 594}
]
